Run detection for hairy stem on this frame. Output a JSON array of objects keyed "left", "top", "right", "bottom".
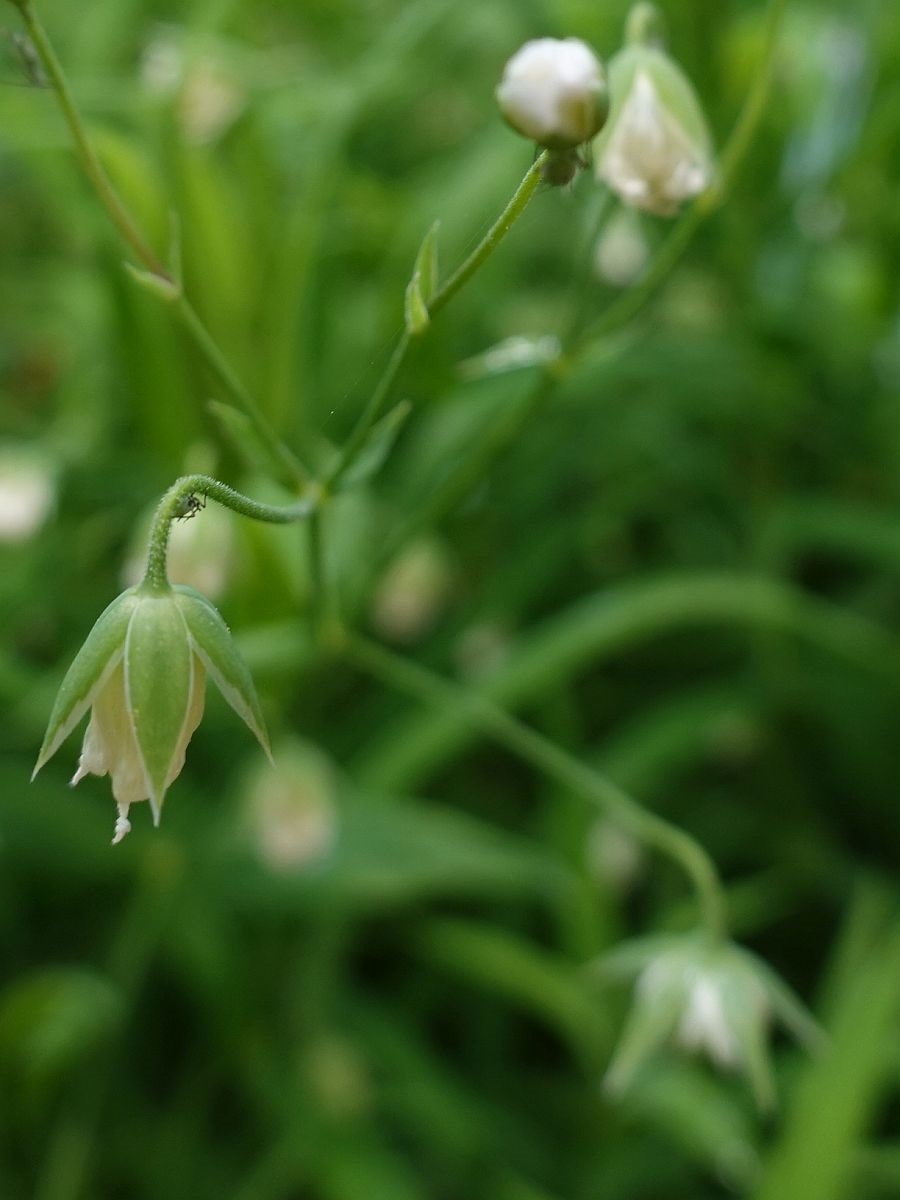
[{"left": 142, "top": 474, "right": 317, "bottom": 592}]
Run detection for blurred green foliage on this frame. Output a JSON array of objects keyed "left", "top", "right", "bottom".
[{"left": 1, "top": 0, "right": 899, "bottom": 1196}]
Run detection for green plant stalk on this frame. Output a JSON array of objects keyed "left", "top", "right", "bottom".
[
  {"left": 306, "top": 507, "right": 334, "bottom": 642},
  {"left": 175, "top": 298, "right": 308, "bottom": 490},
  {"left": 143, "top": 474, "right": 316, "bottom": 592},
  {"left": 325, "top": 152, "right": 548, "bottom": 489},
  {"left": 385, "top": 0, "right": 789, "bottom": 554},
  {"left": 17, "top": 0, "right": 166, "bottom": 277},
  {"left": 344, "top": 632, "right": 727, "bottom": 942},
  {"left": 16, "top": 0, "right": 307, "bottom": 489}
]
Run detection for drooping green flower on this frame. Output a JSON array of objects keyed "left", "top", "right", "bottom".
[
  {"left": 33, "top": 583, "right": 270, "bottom": 843},
  {"left": 596, "top": 933, "right": 823, "bottom": 1110}
]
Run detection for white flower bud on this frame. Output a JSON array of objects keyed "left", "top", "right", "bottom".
[
  {"left": 595, "top": 35, "right": 714, "bottom": 216},
  {"left": 497, "top": 38, "right": 608, "bottom": 150}
]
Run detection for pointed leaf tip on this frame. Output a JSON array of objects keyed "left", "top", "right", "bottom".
[
  {"left": 404, "top": 220, "right": 440, "bottom": 336},
  {"left": 174, "top": 586, "right": 270, "bottom": 756}
]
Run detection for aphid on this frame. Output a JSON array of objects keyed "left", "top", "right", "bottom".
[{"left": 174, "top": 492, "right": 206, "bottom": 521}]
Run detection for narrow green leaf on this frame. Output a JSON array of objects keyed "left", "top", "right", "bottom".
[
  {"left": 337, "top": 400, "right": 412, "bottom": 491},
  {"left": 416, "top": 219, "right": 439, "bottom": 301},
  {"left": 404, "top": 274, "right": 429, "bottom": 336},
  {"left": 404, "top": 220, "right": 440, "bottom": 336}
]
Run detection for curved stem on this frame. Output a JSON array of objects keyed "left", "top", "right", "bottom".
[
  {"left": 326, "top": 152, "right": 547, "bottom": 489},
  {"left": 16, "top": 1, "right": 307, "bottom": 489},
  {"left": 343, "top": 632, "right": 728, "bottom": 942},
  {"left": 142, "top": 474, "right": 317, "bottom": 592}
]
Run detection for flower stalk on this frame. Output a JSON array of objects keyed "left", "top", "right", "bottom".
[
  {"left": 343, "top": 632, "right": 728, "bottom": 941},
  {"left": 142, "top": 474, "right": 317, "bottom": 593},
  {"left": 325, "top": 152, "right": 548, "bottom": 490}
]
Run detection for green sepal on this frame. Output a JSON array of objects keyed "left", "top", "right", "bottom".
[
  {"left": 335, "top": 400, "right": 411, "bottom": 492},
  {"left": 174, "top": 586, "right": 271, "bottom": 760},
  {"left": 125, "top": 594, "right": 194, "bottom": 818},
  {"left": 596, "top": 43, "right": 713, "bottom": 165},
  {"left": 404, "top": 220, "right": 440, "bottom": 336},
  {"left": 603, "top": 961, "right": 684, "bottom": 1095},
  {"left": 33, "top": 588, "right": 139, "bottom": 778}
]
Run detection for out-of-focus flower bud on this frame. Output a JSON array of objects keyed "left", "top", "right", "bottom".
[
  {"left": 371, "top": 538, "right": 455, "bottom": 645},
  {"left": 497, "top": 38, "right": 608, "bottom": 165},
  {"left": 595, "top": 5, "right": 714, "bottom": 216},
  {"left": 585, "top": 818, "right": 644, "bottom": 893},
  {"left": 140, "top": 26, "right": 245, "bottom": 144},
  {"left": 597, "top": 933, "right": 823, "bottom": 1110},
  {"left": 593, "top": 207, "right": 649, "bottom": 286},
  {"left": 243, "top": 739, "right": 337, "bottom": 872},
  {"left": 33, "top": 583, "right": 270, "bottom": 844},
  {"left": 0, "top": 449, "right": 54, "bottom": 543}
]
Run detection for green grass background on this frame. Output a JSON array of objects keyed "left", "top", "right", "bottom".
[{"left": 1, "top": 0, "right": 899, "bottom": 1196}]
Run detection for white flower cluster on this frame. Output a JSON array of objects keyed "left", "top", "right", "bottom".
[{"left": 496, "top": 12, "right": 713, "bottom": 213}]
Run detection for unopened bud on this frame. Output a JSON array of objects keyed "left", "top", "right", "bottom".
[{"left": 497, "top": 38, "right": 608, "bottom": 153}]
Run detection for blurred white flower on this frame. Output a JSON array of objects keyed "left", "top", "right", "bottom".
[
  {"left": 497, "top": 38, "right": 608, "bottom": 149},
  {"left": 141, "top": 26, "right": 245, "bottom": 144},
  {"left": 244, "top": 741, "right": 338, "bottom": 872},
  {"left": 593, "top": 207, "right": 649, "bottom": 286},
  {"left": 599, "top": 933, "right": 823, "bottom": 1110},
  {"left": 180, "top": 60, "right": 245, "bottom": 145},
  {"left": 598, "top": 69, "right": 712, "bottom": 215},
  {"left": 585, "top": 817, "right": 644, "bottom": 893},
  {"left": 0, "top": 452, "right": 54, "bottom": 543},
  {"left": 371, "top": 538, "right": 454, "bottom": 645}
]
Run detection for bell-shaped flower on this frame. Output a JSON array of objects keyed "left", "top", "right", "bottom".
[
  {"left": 33, "top": 582, "right": 270, "bottom": 844},
  {"left": 596, "top": 933, "right": 823, "bottom": 1110},
  {"left": 595, "top": 10, "right": 714, "bottom": 216},
  {"left": 497, "top": 37, "right": 608, "bottom": 151}
]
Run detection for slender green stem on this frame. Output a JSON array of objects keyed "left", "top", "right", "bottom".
[
  {"left": 307, "top": 507, "right": 336, "bottom": 642},
  {"left": 143, "top": 474, "right": 317, "bottom": 592},
  {"left": 327, "top": 332, "right": 411, "bottom": 490},
  {"left": 326, "top": 153, "right": 548, "bottom": 489},
  {"left": 16, "top": 1, "right": 307, "bottom": 489},
  {"left": 378, "top": 0, "right": 790, "bottom": 556},
  {"left": 175, "top": 298, "right": 308, "bottom": 488},
  {"left": 426, "top": 152, "right": 547, "bottom": 318},
  {"left": 344, "top": 632, "right": 727, "bottom": 942},
  {"left": 18, "top": 0, "right": 167, "bottom": 277}
]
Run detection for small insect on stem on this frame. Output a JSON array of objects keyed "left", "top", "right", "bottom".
[{"left": 174, "top": 492, "right": 206, "bottom": 521}]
